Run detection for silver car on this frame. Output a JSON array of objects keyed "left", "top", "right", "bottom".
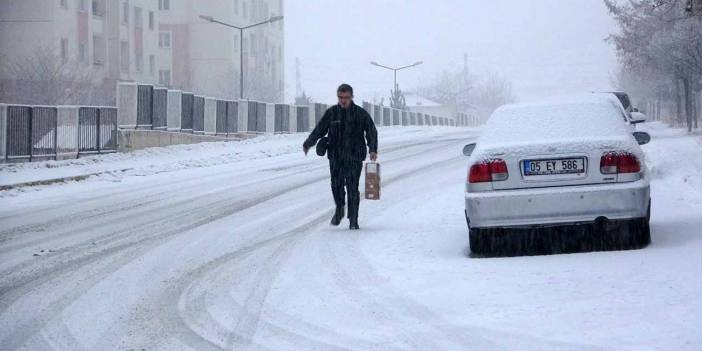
[{"left": 463, "top": 95, "right": 651, "bottom": 256}]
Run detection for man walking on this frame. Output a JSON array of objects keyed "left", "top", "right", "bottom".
[{"left": 303, "top": 84, "right": 378, "bottom": 230}]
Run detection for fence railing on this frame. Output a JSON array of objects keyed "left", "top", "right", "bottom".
[
  {"left": 1, "top": 83, "right": 478, "bottom": 163},
  {"left": 1, "top": 104, "right": 117, "bottom": 163},
  {"left": 116, "top": 82, "right": 476, "bottom": 139}
]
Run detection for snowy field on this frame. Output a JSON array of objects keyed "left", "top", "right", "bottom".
[{"left": 0, "top": 123, "right": 700, "bottom": 350}]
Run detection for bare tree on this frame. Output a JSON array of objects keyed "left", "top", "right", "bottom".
[
  {"left": 419, "top": 68, "right": 473, "bottom": 111},
  {"left": 295, "top": 91, "right": 313, "bottom": 105},
  {"left": 389, "top": 85, "right": 407, "bottom": 110},
  {"left": 473, "top": 72, "right": 516, "bottom": 119},
  {"left": 0, "top": 45, "right": 109, "bottom": 105},
  {"left": 605, "top": 0, "right": 702, "bottom": 131}
]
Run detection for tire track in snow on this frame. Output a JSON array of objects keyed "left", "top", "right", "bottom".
[
  {"left": 160, "top": 145, "right": 468, "bottom": 350},
  {"left": 0, "top": 137, "right": 460, "bottom": 281}
]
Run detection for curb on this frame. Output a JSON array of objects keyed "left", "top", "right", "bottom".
[{"left": 0, "top": 168, "right": 134, "bottom": 191}]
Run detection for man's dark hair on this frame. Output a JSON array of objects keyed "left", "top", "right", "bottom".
[{"left": 337, "top": 83, "right": 353, "bottom": 96}]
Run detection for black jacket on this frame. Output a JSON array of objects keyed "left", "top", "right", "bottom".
[{"left": 303, "top": 102, "right": 378, "bottom": 161}]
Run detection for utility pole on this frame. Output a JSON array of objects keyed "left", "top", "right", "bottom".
[
  {"left": 295, "top": 57, "right": 302, "bottom": 98},
  {"left": 199, "top": 14, "right": 284, "bottom": 99},
  {"left": 370, "top": 60, "right": 423, "bottom": 95}
]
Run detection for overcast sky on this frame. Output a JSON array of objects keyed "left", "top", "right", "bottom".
[{"left": 284, "top": 0, "right": 619, "bottom": 105}]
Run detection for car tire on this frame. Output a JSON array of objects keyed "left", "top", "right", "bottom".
[
  {"left": 634, "top": 217, "right": 651, "bottom": 248},
  {"left": 469, "top": 227, "right": 482, "bottom": 255}
]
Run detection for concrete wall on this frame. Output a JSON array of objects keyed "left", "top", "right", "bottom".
[{"left": 117, "top": 129, "right": 243, "bottom": 153}]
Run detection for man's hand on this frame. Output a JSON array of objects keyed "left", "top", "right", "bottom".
[
  {"left": 369, "top": 152, "right": 378, "bottom": 161},
  {"left": 303, "top": 143, "right": 309, "bottom": 156}
]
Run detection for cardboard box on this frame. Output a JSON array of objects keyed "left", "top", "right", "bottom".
[{"left": 365, "top": 162, "right": 380, "bottom": 200}]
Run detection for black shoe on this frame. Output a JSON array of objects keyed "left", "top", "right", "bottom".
[
  {"left": 349, "top": 219, "right": 360, "bottom": 230},
  {"left": 331, "top": 206, "right": 344, "bottom": 226}
]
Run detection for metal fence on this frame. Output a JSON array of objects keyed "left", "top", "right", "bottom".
[
  {"left": 5, "top": 105, "right": 58, "bottom": 161},
  {"left": 136, "top": 84, "right": 153, "bottom": 129},
  {"left": 78, "top": 107, "right": 118, "bottom": 155},
  {"left": 226, "top": 100, "right": 238, "bottom": 134},
  {"left": 192, "top": 95, "right": 205, "bottom": 134},
  {"left": 296, "top": 106, "right": 309, "bottom": 132},
  {"left": 247, "top": 100, "right": 258, "bottom": 132},
  {"left": 181, "top": 92, "right": 194, "bottom": 132},
  {"left": 274, "top": 104, "right": 290, "bottom": 133},
  {"left": 6, "top": 105, "right": 33, "bottom": 161},
  {"left": 152, "top": 88, "right": 167, "bottom": 130},
  {"left": 2, "top": 104, "right": 117, "bottom": 163},
  {"left": 215, "top": 100, "right": 239, "bottom": 135}
]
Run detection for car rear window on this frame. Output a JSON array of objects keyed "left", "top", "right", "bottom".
[{"left": 481, "top": 96, "right": 630, "bottom": 145}]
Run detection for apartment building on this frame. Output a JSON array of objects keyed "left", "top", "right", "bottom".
[
  {"left": 0, "top": 0, "right": 160, "bottom": 104},
  {"left": 0, "top": 0, "right": 284, "bottom": 104},
  {"left": 156, "top": 0, "right": 284, "bottom": 101}
]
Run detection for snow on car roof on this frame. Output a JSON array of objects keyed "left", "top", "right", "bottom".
[{"left": 479, "top": 94, "right": 630, "bottom": 146}]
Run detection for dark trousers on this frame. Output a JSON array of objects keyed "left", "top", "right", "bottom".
[{"left": 329, "top": 158, "right": 363, "bottom": 220}]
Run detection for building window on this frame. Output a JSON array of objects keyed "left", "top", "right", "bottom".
[
  {"left": 78, "top": 42, "right": 87, "bottom": 63},
  {"left": 148, "top": 11, "right": 154, "bottom": 30},
  {"left": 79, "top": 0, "right": 88, "bottom": 12},
  {"left": 136, "top": 54, "right": 143, "bottom": 73},
  {"left": 120, "top": 41, "right": 129, "bottom": 72},
  {"left": 92, "top": 0, "right": 104, "bottom": 17},
  {"left": 93, "top": 34, "right": 105, "bottom": 65},
  {"left": 149, "top": 55, "right": 155, "bottom": 75},
  {"left": 60, "top": 38, "right": 68, "bottom": 62},
  {"left": 158, "top": 0, "right": 169, "bottom": 10},
  {"left": 60, "top": 0, "right": 68, "bottom": 9},
  {"left": 249, "top": 33, "right": 255, "bottom": 53},
  {"left": 122, "top": 1, "right": 129, "bottom": 24},
  {"left": 134, "top": 7, "right": 142, "bottom": 28},
  {"left": 159, "top": 70, "right": 171, "bottom": 86},
  {"left": 159, "top": 31, "right": 171, "bottom": 48}
]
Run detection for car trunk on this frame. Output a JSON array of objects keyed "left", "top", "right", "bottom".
[{"left": 482, "top": 139, "right": 630, "bottom": 190}]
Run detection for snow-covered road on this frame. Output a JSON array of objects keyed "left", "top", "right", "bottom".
[{"left": 0, "top": 124, "right": 700, "bottom": 350}]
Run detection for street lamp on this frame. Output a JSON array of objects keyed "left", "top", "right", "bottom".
[
  {"left": 370, "top": 61, "right": 423, "bottom": 92},
  {"left": 199, "top": 14, "right": 284, "bottom": 99}
]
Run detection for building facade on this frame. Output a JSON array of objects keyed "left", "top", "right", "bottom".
[
  {"left": 0, "top": 0, "right": 284, "bottom": 105},
  {"left": 156, "top": 0, "right": 284, "bottom": 102}
]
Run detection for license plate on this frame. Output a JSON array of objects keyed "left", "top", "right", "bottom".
[{"left": 523, "top": 158, "right": 585, "bottom": 176}]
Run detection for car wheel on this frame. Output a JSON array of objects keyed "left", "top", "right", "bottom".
[
  {"left": 469, "top": 227, "right": 482, "bottom": 254},
  {"left": 635, "top": 217, "right": 651, "bottom": 248}
]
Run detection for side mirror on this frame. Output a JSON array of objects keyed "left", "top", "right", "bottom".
[
  {"left": 630, "top": 111, "right": 647, "bottom": 124},
  {"left": 633, "top": 131, "right": 651, "bottom": 145},
  {"left": 633, "top": 107, "right": 639, "bottom": 112},
  {"left": 463, "top": 143, "right": 476, "bottom": 156}
]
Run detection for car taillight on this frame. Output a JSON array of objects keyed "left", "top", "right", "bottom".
[
  {"left": 600, "top": 152, "right": 640, "bottom": 174},
  {"left": 469, "top": 159, "right": 509, "bottom": 183}
]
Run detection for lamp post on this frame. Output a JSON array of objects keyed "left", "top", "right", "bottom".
[
  {"left": 200, "top": 14, "right": 284, "bottom": 99},
  {"left": 370, "top": 61, "right": 423, "bottom": 93}
]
